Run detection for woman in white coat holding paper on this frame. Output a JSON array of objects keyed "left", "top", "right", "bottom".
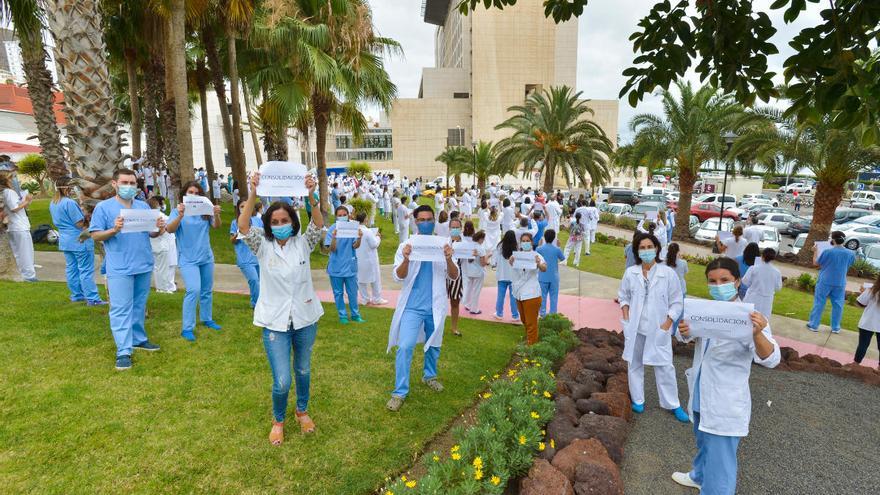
[
  {"left": 672, "top": 256, "right": 780, "bottom": 495},
  {"left": 355, "top": 211, "right": 386, "bottom": 305},
  {"left": 742, "top": 248, "right": 782, "bottom": 318},
  {"left": 618, "top": 231, "right": 689, "bottom": 422}
]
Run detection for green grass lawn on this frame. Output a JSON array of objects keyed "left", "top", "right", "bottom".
[
  {"left": 0, "top": 281, "right": 521, "bottom": 494},
  {"left": 27, "top": 198, "right": 402, "bottom": 269}
]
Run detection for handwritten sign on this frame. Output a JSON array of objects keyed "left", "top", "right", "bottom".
[
  {"left": 183, "top": 195, "right": 214, "bottom": 216},
  {"left": 814, "top": 241, "right": 831, "bottom": 257},
  {"left": 256, "top": 161, "right": 308, "bottom": 198},
  {"left": 335, "top": 221, "right": 360, "bottom": 239},
  {"left": 512, "top": 251, "right": 538, "bottom": 270},
  {"left": 683, "top": 299, "right": 755, "bottom": 342},
  {"left": 120, "top": 208, "right": 161, "bottom": 233},
  {"left": 452, "top": 240, "right": 477, "bottom": 260},
  {"left": 408, "top": 234, "right": 448, "bottom": 263}
]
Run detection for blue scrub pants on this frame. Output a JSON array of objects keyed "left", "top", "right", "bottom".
[
  {"left": 689, "top": 412, "right": 741, "bottom": 495},
  {"left": 63, "top": 250, "right": 100, "bottom": 302},
  {"left": 263, "top": 324, "right": 317, "bottom": 421},
  {"left": 180, "top": 262, "right": 214, "bottom": 332},
  {"left": 330, "top": 275, "right": 360, "bottom": 319},
  {"left": 393, "top": 309, "right": 440, "bottom": 398},
  {"left": 495, "top": 280, "right": 519, "bottom": 319},
  {"left": 107, "top": 272, "right": 151, "bottom": 357},
  {"left": 808, "top": 282, "right": 845, "bottom": 330},
  {"left": 237, "top": 263, "right": 260, "bottom": 308},
  {"left": 539, "top": 279, "right": 559, "bottom": 317}
]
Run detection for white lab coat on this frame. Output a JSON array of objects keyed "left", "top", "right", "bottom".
[
  {"left": 742, "top": 261, "right": 782, "bottom": 317},
  {"left": 586, "top": 206, "right": 600, "bottom": 231},
  {"left": 396, "top": 203, "right": 410, "bottom": 242},
  {"left": 617, "top": 263, "right": 683, "bottom": 366},
  {"left": 356, "top": 225, "right": 380, "bottom": 283},
  {"left": 856, "top": 290, "right": 880, "bottom": 332},
  {"left": 684, "top": 321, "right": 780, "bottom": 437},
  {"left": 387, "top": 239, "right": 455, "bottom": 352},
  {"left": 546, "top": 200, "right": 562, "bottom": 232}
]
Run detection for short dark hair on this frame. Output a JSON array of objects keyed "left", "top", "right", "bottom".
[
  {"left": 831, "top": 230, "right": 846, "bottom": 245},
  {"left": 262, "top": 201, "right": 301, "bottom": 241},
  {"left": 413, "top": 204, "right": 435, "bottom": 219},
  {"left": 543, "top": 228, "right": 556, "bottom": 244},
  {"left": 113, "top": 168, "right": 137, "bottom": 180},
  {"left": 633, "top": 232, "right": 662, "bottom": 265},
  {"left": 761, "top": 248, "right": 777, "bottom": 263},
  {"left": 705, "top": 256, "right": 741, "bottom": 279},
  {"left": 180, "top": 180, "right": 205, "bottom": 201}
]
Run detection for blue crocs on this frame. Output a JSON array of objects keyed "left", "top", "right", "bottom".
[
  {"left": 672, "top": 407, "right": 690, "bottom": 423},
  {"left": 631, "top": 402, "right": 645, "bottom": 414},
  {"left": 202, "top": 320, "right": 222, "bottom": 331}
]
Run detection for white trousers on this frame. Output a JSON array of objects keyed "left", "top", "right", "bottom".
[
  {"left": 358, "top": 277, "right": 382, "bottom": 303},
  {"left": 627, "top": 333, "right": 681, "bottom": 409},
  {"left": 589, "top": 228, "right": 597, "bottom": 243},
  {"left": 8, "top": 230, "right": 35, "bottom": 280},
  {"left": 583, "top": 229, "right": 594, "bottom": 253},
  {"left": 152, "top": 250, "right": 177, "bottom": 292},
  {"left": 564, "top": 238, "right": 585, "bottom": 265},
  {"left": 398, "top": 226, "right": 410, "bottom": 244},
  {"left": 462, "top": 275, "right": 484, "bottom": 310}
]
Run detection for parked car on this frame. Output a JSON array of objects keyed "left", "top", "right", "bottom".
[
  {"left": 624, "top": 201, "right": 665, "bottom": 222},
  {"left": 604, "top": 203, "right": 632, "bottom": 216},
  {"left": 688, "top": 215, "right": 700, "bottom": 236},
  {"left": 830, "top": 208, "right": 873, "bottom": 229},
  {"left": 695, "top": 193, "right": 738, "bottom": 209},
  {"left": 695, "top": 217, "right": 735, "bottom": 242},
  {"left": 842, "top": 225, "right": 880, "bottom": 250},
  {"left": 837, "top": 214, "right": 880, "bottom": 232},
  {"left": 753, "top": 225, "right": 781, "bottom": 251},
  {"left": 778, "top": 182, "right": 813, "bottom": 194},
  {"left": 637, "top": 194, "right": 667, "bottom": 204},
  {"left": 597, "top": 186, "right": 623, "bottom": 203},
  {"left": 858, "top": 244, "right": 880, "bottom": 270},
  {"left": 607, "top": 188, "right": 639, "bottom": 205},
  {"left": 748, "top": 205, "right": 789, "bottom": 218},
  {"left": 665, "top": 190, "right": 680, "bottom": 202},
  {"left": 640, "top": 186, "right": 668, "bottom": 195},
  {"left": 784, "top": 215, "right": 812, "bottom": 236},
  {"left": 849, "top": 191, "right": 880, "bottom": 210},
  {"left": 690, "top": 202, "right": 741, "bottom": 222},
  {"left": 789, "top": 233, "right": 807, "bottom": 255},
  {"left": 739, "top": 193, "right": 779, "bottom": 206},
  {"left": 756, "top": 212, "right": 798, "bottom": 231}
]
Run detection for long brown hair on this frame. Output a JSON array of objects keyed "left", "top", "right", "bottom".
[
  {"left": 732, "top": 225, "right": 743, "bottom": 242},
  {"left": 871, "top": 272, "right": 880, "bottom": 300}
]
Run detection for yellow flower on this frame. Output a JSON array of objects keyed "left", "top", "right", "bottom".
[
  {"left": 386, "top": 491, "right": 394, "bottom": 495},
  {"left": 523, "top": 358, "right": 530, "bottom": 363},
  {"left": 490, "top": 475, "right": 501, "bottom": 486},
  {"left": 518, "top": 435, "right": 526, "bottom": 445},
  {"left": 480, "top": 375, "right": 486, "bottom": 381},
  {"left": 543, "top": 391, "right": 552, "bottom": 398},
  {"left": 451, "top": 445, "right": 460, "bottom": 453},
  {"left": 433, "top": 455, "right": 440, "bottom": 462},
  {"left": 532, "top": 390, "right": 538, "bottom": 395},
  {"left": 482, "top": 392, "right": 492, "bottom": 399},
  {"left": 474, "top": 468, "right": 484, "bottom": 480},
  {"left": 539, "top": 442, "right": 546, "bottom": 451},
  {"left": 452, "top": 452, "right": 461, "bottom": 461},
  {"left": 541, "top": 429, "right": 546, "bottom": 435},
  {"left": 530, "top": 411, "right": 540, "bottom": 419},
  {"left": 405, "top": 480, "right": 417, "bottom": 489},
  {"left": 473, "top": 456, "right": 483, "bottom": 469},
  {"left": 531, "top": 380, "right": 537, "bottom": 386},
  {"left": 401, "top": 476, "right": 407, "bottom": 482},
  {"left": 550, "top": 439, "right": 555, "bottom": 449},
  {"left": 507, "top": 369, "right": 517, "bottom": 377},
  {"left": 535, "top": 363, "right": 542, "bottom": 367},
  {"left": 493, "top": 373, "right": 500, "bottom": 379}
]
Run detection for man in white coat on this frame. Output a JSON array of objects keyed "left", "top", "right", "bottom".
[
  {"left": 546, "top": 194, "right": 563, "bottom": 236},
  {"left": 386, "top": 204, "right": 459, "bottom": 412}
]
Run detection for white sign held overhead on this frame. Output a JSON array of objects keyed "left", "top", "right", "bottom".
[
  {"left": 408, "top": 234, "right": 448, "bottom": 263},
  {"left": 335, "top": 221, "right": 360, "bottom": 239},
  {"left": 717, "top": 231, "right": 734, "bottom": 243},
  {"left": 256, "top": 161, "right": 309, "bottom": 198},
  {"left": 183, "top": 195, "right": 214, "bottom": 216},
  {"left": 683, "top": 299, "right": 755, "bottom": 342},
  {"left": 512, "top": 251, "right": 538, "bottom": 270},
  {"left": 120, "top": 208, "right": 161, "bottom": 233},
  {"left": 814, "top": 241, "right": 831, "bottom": 257},
  {"left": 644, "top": 210, "right": 658, "bottom": 221}
]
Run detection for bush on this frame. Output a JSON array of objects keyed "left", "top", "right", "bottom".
[
  {"left": 348, "top": 197, "right": 374, "bottom": 221},
  {"left": 347, "top": 161, "right": 372, "bottom": 180},
  {"left": 796, "top": 272, "right": 817, "bottom": 292},
  {"left": 614, "top": 216, "right": 637, "bottom": 230},
  {"left": 17, "top": 154, "right": 48, "bottom": 194},
  {"left": 599, "top": 212, "right": 616, "bottom": 224},
  {"left": 851, "top": 258, "right": 879, "bottom": 277}
]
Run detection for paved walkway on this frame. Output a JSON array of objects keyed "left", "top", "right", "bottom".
[{"left": 28, "top": 250, "right": 878, "bottom": 365}]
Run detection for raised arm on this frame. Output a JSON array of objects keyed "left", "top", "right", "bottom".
[{"left": 238, "top": 173, "right": 261, "bottom": 235}]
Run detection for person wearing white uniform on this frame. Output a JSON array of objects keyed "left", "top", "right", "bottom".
[
  {"left": 148, "top": 196, "right": 177, "bottom": 293},
  {"left": 237, "top": 172, "right": 324, "bottom": 445},
  {"left": 546, "top": 194, "right": 563, "bottom": 239},
  {"left": 742, "top": 217, "right": 763, "bottom": 245},
  {"left": 618, "top": 231, "right": 689, "bottom": 422},
  {"left": 672, "top": 256, "right": 780, "bottom": 495},
  {"left": 742, "top": 248, "right": 782, "bottom": 318},
  {"left": 386, "top": 204, "right": 459, "bottom": 412},
  {"left": 585, "top": 200, "right": 600, "bottom": 243},
  {"left": 854, "top": 275, "right": 880, "bottom": 365},
  {"left": 461, "top": 230, "right": 489, "bottom": 314},
  {"left": 717, "top": 225, "right": 747, "bottom": 259},
  {"left": 355, "top": 211, "right": 386, "bottom": 305},
  {"left": 1, "top": 174, "right": 36, "bottom": 281},
  {"left": 396, "top": 197, "right": 410, "bottom": 243},
  {"left": 501, "top": 198, "right": 516, "bottom": 233}
]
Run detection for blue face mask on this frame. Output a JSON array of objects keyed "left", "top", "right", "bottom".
[
  {"left": 709, "top": 282, "right": 738, "bottom": 301},
  {"left": 638, "top": 249, "right": 656, "bottom": 263},
  {"left": 337, "top": 216, "right": 348, "bottom": 223},
  {"left": 450, "top": 228, "right": 462, "bottom": 238},
  {"left": 117, "top": 185, "right": 137, "bottom": 200},
  {"left": 417, "top": 221, "right": 435, "bottom": 235},
  {"left": 521, "top": 241, "right": 533, "bottom": 251},
  {"left": 271, "top": 224, "right": 293, "bottom": 240}
]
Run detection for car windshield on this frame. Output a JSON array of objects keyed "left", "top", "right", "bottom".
[
  {"left": 866, "top": 245, "right": 880, "bottom": 260},
  {"left": 794, "top": 237, "right": 805, "bottom": 247},
  {"left": 762, "top": 230, "right": 778, "bottom": 241},
  {"left": 633, "top": 204, "right": 658, "bottom": 213},
  {"left": 702, "top": 218, "right": 732, "bottom": 230},
  {"left": 852, "top": 216, "right": 880, "bottom": 225}
]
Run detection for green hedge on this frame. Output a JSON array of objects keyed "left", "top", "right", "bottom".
[{"left": 382, "top": 314, "right": 578, "bottom": 495}]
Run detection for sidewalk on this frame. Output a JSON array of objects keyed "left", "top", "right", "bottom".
[{"left": 29, "top": 250, "right": 878, "bottom": 366}]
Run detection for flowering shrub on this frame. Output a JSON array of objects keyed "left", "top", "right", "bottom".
[{"left": 381, "top": 314, "right": 577, "bottom": 495}]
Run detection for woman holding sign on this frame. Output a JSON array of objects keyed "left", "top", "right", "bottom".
[
  {"left": 447, "top": 217, "right": 465, "bottom": 336},
  {"left": 672, "top": 257, "right": 780, "bottom": 494},
  {"left": 617, "top": 232, "right": 689, "bottom": 422},
  {"left": 807, "top": 231, "right": 855, "bottom": 333},
  {"left": 506, "top": 232, "right": 547, "bottom": 345},
  {"left": 166, "top": 181, "right": 223, "bottom": 341},
  {"left": 324, "top": 205, "right": 364, "bottom": 324},
  {"left": 237, "top": 172, "right": 324, "bottom": 444}
]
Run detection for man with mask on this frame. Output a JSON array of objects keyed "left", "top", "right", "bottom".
[
  {"left": 90, "top": 168, "right": 166, "bottom": 370},
  {"left": 385, "top": 205, "right": 459, "bottom": 412}
]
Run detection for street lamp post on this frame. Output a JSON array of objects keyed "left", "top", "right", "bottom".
[
  {"left": 718, "top": 131, "right": 738, "bottom": 233},
  {"left": 472, "top": 140, "right": 477, "bottom": 190}
]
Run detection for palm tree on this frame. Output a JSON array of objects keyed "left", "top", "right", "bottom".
[
  {"left": 736, "top": 115, "right": 880, "bottom": 261},
  {"left": 447, "top": 141, "right": 510, "bottom": 194},
  {"left": 494, "top": 85, "right": 613, "bottom": 194},
  {"left": 44, "top": 0, "right": 124, "bottom": 199},
  {"left": 625, "top": 81, "right": 756, "bottom": 238},
  {"left": 435, "top": 146, "right": 470, "bottom": 194}
]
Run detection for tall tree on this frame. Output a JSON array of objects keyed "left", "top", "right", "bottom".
[
  {"left": 222, "top": 0, "right": 255, "bottom": 199},
  {"left": 494, "top": 86, "right": 613, "bottom": 194},
  {"left": 165, "top": 0, "right": 194, "bottom": 182},
  {"left": 435, "top": 146, "right": 470, "bottom": 195},
  {"left": 194, "top": 56, "right": 216, "bottom": 182},
  {"left": 200, "top": 24, "right": 237, "bottom": 176},
  {"left": 103, "top": 0, "right": 145, "bottom": 161}
]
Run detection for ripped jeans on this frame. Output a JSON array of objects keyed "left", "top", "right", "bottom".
[{"left": 263, "top": 324, "right": 318, "bottom": 422}]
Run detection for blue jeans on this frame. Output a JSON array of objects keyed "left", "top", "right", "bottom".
[
  {"left": 237, "top": 263, "right": 260, "bottom": 308},
  {"left": 689, "top": 412, "right": 741, "bottom": 495},
  {"left": 330, "top": 275, "right": 360, "bottom": 319},
  {"left": 393, "top": 309, "right": 440, "bottom": 398},
  {"left": 495, "top": 281, "right": 519, "bottom": 318},
  {"left": 263, "top": 324, "right": 318, "bottom": 422},
  {"left": 539, "top": 279, "right": 559, "bottom": 316},
  {"left": 107, "top": 272, "right": 151, "bottom": 357},
  {"left": 179, "top": 263, "right": 214, "bottom": 332},
  {"left": 808, "top": 282, "right": 845, "bottom": 330},
  {"left": 63, "top": 250, "right": 100, "bottom": 302}
]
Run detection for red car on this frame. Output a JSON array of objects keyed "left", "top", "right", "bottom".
[{"left": 688, "top": 202, "right": 740, "bottom": 222}]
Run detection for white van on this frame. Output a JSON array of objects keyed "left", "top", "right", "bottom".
[
  {"left": 640, "top": 186, "right": 667, "bottom": 196},
  {"left": 849, "top": 191, "right": 880, "bottom": 210}
]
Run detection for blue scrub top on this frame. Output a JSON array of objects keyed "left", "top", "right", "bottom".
[
  {"left": 49, "top": 197, "right": 93, "bottom": 252},
  {"left": 169, "top": 209, "right": 215, "bottom": 267},
  {"left": 89, "top": 197, "right": 154, "bottom": 276},
  {"left": 624, "top": 244, "right": 636, "bottom": 268},
  {"left": 536, "top": 243, "right": 564, "bottom": 283},
  {"left": 230, "top": 216, "right": 263, "bottom": 265},
  {"left": 324, "top": 223, "right": 357, "bottom": 277},
  {"left": 817, "top": 246, "right": 856, "bottom": 287},
  {"left": 535, "top": 220, "right": 548, "bottom": 246},
  {"left": 405, "top": 262, "right": 433, "bottom": 314}
]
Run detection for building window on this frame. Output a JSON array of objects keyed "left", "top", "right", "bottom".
[
  {"left": 613, "top": 181, "right": 619, "bottom": 187},
  {"left": 453, "top": 92, "right": 469, "bottom": 99},
  {"left": 447, "top": 128, "right": 465, "bottom": 147},
  {"left": 525, "top": 84, "right": 542, "bottom": 97}
]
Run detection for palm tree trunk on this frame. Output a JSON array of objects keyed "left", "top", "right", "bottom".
[
  {"left": 673, "top": 165, "right": 697, "bottom": 240},
  {"left": 44, "top": 0, "right": 123, "bottom": 199},
  {"left": 454, "top": 174, "right": 462, "bottom": 195},
  {"left": 167, "top": 0, "right": 194, "bottom": 183},
  {"left": 124, "top": 50, "right": 141, "bottom": 159},
  {"left": 477, "top": 176, "right": 486, "bottom": 194},
  {"left": 143, "top": 62, "right": 163, "bottom": 171},
  {"left": 201, "top": 27, "right": 234, "bottom": 156},
  {"left": 542, "top": 158, "right": 554, "bottom": 193},
  {"left": 226, "top": 28, "right": 248, "bottom": 200},
  {"left": 18, "top": 31, "right": 67, "bottom": 180},
  {"left": 159, "top": 54, "right": 181, "bottom": 196},
  {"left": 798, "top": 180, "right": 845, "bottom": 263},
  {"left": 196, "top": 59, "right": 215, "bottom": 185},
  {"left": 312, "top": 93, "right": 331, "bottom": 215},
  {"left": 242, "top": 84, "right": 263, "bottom": 165}
]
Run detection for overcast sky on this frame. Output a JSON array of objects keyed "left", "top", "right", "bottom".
[{"left": 369, "top": 0, "right": 822, "bottom": 142}]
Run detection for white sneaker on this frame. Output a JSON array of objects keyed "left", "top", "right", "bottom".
[
  {"left": 671, "top": 472, "right": 701, "bottom": 490},
  {"left": 373, "top": 298, "right": 389, "bottom": 305}
]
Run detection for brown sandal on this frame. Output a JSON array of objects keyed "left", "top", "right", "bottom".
[
  {"left": 295, "top": 411, "right": 316, "bottom": 434},
  {"left": 269, "top": 421, "right": 284, "bottom": 446}
]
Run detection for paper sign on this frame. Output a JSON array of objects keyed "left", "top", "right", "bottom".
[
  {"left": 814, "top": 241, "right": 831, "bottom": 257},
  {"left": 256, "top": 161, "right": 308, "bottom": 198},
  {"left": 452, "top": 240, "right": 477, "bottom": 260},
  {"left": 335, "top": 221, "right": 360, "bottom": 239},
  {"left": 408, "top": 234, "right": 448, "bottom": 263},
  {"left": 120, "top": 208, "right": 161, "bottom": 233},
  {"left": 369, "top": 228, "right": 379, "bottom": 237},
  {"left": 644, "top": 210, "right": 658, "bottom": 221},
  {"left": 184, "top": 195, "right": 214, "bottom": 216},
  {"left": 683, "top": 299, "right": 755, "bottom": 342},
  {"left": 512, "top": 251, "right": 538, "bottom": 270},
  {"left": 717, "top": 231, "right": 733, "bottom": 242}
]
